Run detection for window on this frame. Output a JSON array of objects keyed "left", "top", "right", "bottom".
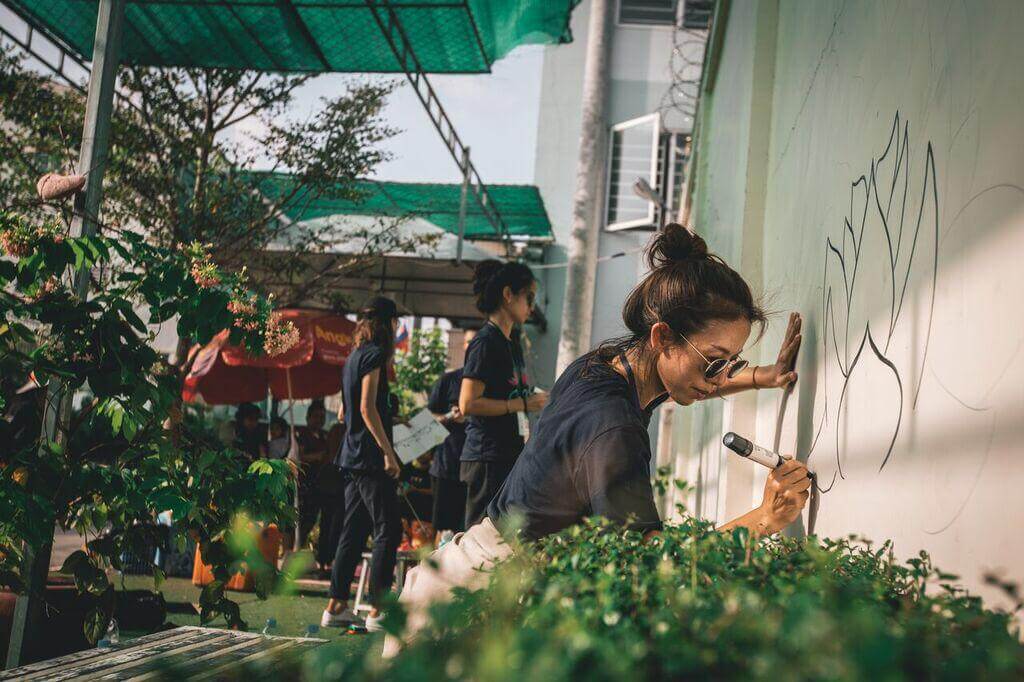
[
  {"left": 605, "top": 113, "right": 691, "bottom": 232},
  {"left": 618, "top": 0, "right": 678, "bottom": 26},
  {"left": 681, "top": 0, "right": 715, "bottom": 29},
  {"left": 605, "top": 114, "right": 660, "bottom": 231}
]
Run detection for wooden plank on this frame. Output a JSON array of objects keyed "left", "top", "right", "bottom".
[
  {"left": 66, "top": 633, "right": 240, "bottom": 682},
  {"left": 121, "top": 636, "right": 280, "bottom": 681},
  {"left": 19, "top": 632, "right": 237, "bottom": 682},
  {"left": 2, "top": 627, "right": 327, "bottom": 681},
  {"left": 124, "top": 636, "right": 301, "bottom": 681},
  {"left": 0, "top": 629, "right": 199, "bottom": 681},
  {"left": 190, "top": 639, "right": 301, "bottom": 681}
]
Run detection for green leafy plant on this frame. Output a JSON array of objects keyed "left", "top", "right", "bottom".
[
  {"left": 393, "top": 328, "right": 448, "bottom": 420},
  {"left": 0, "top": 210, "right": 297, "bottom": 637},
  {"left": 0, "top": 46, "right": 433, "bottom": 381},
  {"left": 290, "top": 507, "right": 1024, "bottom": 680}
]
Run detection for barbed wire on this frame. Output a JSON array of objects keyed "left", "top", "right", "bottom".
[{"left": 657, "top": 21, "right": 709, "bottom": 125}]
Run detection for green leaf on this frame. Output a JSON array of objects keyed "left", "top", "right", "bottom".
[
  {"left": 59, "top": 549, "right": 90, "bottom": 575},
  {"left": 122, "top": 415, "right": 138, "bottom": 442},
  {"left": 83, "top": 607, "right": 108, "bottom": 645},
  {"left": 69, "top": 241, "right": 87, "bottom": 270},
  {"left": 110, "top": 405, "right": 124, "bottom": 435},
  {"left": 200, "top": 580, "right": 225, "bottom": 609},
  {"left": 152, "top": 565, "right": 166, "bottom": 591}
]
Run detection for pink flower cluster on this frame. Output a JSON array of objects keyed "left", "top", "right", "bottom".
[
  {"left": 1, "top": 220, "right": 62, "bottom": 258},
  {"left": 0, "top": 230, "right": 33, "bottom": 258},
  {"left": 32, "top": 276, "right": 60, "bottom": 301},
  {"left": 227, "top": 295, "right": 261, "bottom": 331},
  {"left": 263, "top": 314, "right": 301, "bottom": 357},
  {"left": 190, "top": 259, "right": 221, "bottom": 288}
]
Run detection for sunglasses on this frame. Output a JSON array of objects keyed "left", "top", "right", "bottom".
[{"left": 680, "top": 334, "right": 748, "bottom": 381}]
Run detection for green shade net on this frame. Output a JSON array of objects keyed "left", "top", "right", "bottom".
[
  {"left": 6, "top": 0, "right": 581, "bottom": 73},
  {"left": 251, "top": 172, "right": 552, "bottom": 240}
]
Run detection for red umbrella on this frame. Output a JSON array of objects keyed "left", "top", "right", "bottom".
[{"left": 182, "top": 309, "right": 357, "bottom": 405}]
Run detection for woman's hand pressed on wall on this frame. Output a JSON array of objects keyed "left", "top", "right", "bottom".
[
  {"left": 754, "top": 312, "right": 802, "bottom": 389},
  {"left": 758, "top": 459, "right": 811, "bottom": 531}
]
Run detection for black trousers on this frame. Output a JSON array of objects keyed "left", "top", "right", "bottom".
[
  {"left": 329, "top": 471, "right": 402, "bottom": 606},
  {"left": 460, "top": 459, "right": 514, "bottom": 529},
  {"left": 316, "top": 468, "right": 348, "bottom": 567},
  {"left": 431, "top": 475, "right": 468, "bottom": 533}
]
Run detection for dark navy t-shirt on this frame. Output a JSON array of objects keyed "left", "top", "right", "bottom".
[
  {"left": 336, "top": 342, "right": 393, "bottom": 472},
  {"left": 460, "top": 322, "right": 527, "bottom": 464},
  {"left": 427, "top": 368, "right": 466, "bottom": 481},
  {"left": 487, "top": 352, "right": 664, "bottom": 540}
]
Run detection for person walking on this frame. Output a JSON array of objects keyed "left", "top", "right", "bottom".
[{"left": 321, "top": 296, "right": 403, "bottom": 632}]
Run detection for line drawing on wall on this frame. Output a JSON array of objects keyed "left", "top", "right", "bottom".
[{"left": 806, "top": 112, "right": 939, "bottom": 489}]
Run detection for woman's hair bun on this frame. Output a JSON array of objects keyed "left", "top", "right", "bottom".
[
  {"left": 646, "top": 222, "right": 709, "bottom": 268},
  {"left": 472, "top": 259, "right": 504, "bottom": 296},
  {"left": 471, "top": 259, "right": 535, "bottom": 314}
]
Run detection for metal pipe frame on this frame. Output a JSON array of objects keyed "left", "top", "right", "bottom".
[
  {"left": 363, "top": 0, "right": 512, "bottom": 252},
  {"left": 0, "top": 7, "right": 90, "bottom": 93}
]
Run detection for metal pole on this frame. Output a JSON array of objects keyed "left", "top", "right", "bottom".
[
  {"left": 556, "top": 0, "right": 613, "bottom": 375},
  {"left": 5, "top": 0, "right": 126, "bottom": 669},
  {"left": 285, "top": 369, "right": 302, "bottom": 552},
  {"left": 456, "top": 146, "right": 470, "bottom": 265}
]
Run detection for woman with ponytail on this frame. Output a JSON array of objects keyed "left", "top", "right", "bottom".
[
  {"left": 383, "top": 224, "right": 809, "bottom": 656},
  {"left": 458, "top": 259, "right": 549, "bottom": 527},
  {"left": 321, "top": 296, "right": 403, "bottom": 632}
]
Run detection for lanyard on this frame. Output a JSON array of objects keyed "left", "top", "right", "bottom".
[
  {"left": 619, "top": 353, "right": 641, "bottom": 413},
  {"left": 618, "top": 353, "right": 669, "bottom": 414}
]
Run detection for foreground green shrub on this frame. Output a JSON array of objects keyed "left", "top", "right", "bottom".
[{"left": 296, "top": 515, "right": 1022, "bottom": 681}]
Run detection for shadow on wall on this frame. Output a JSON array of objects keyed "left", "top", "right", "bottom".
[{"left": 796, "top": 111, "right": 1024, "bottom": 499}]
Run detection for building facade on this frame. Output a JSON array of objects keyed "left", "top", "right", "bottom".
[{"left": 664, "top": 0, "right": 1024, "bottom": 607}]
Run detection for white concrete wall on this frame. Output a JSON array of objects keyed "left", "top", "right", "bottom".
[{"left": 677, "top": 0, "right": 1024, "bottom": 606}]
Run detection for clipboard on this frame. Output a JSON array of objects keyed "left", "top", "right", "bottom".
[{"left": 392, "top": 409, "right": 450, "bottom": 464}]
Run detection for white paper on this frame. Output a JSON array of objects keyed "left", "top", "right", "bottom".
[{"left": 392, "top": 409, "right": 450, "bottom": 464}]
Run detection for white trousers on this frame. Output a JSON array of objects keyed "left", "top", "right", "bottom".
[{"left": 382, "top": 517, "right": 513, "bottom": 658}]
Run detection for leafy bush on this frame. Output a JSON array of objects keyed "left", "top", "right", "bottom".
[
  {"left": 0, "top": 209, "right": 297, "bottom": 635},
  {"left": 297, "top": 513, "right": 1023, "bottom": 681},
  {"left": 393, "top": 328, "right": 448, "bottom": 421}
]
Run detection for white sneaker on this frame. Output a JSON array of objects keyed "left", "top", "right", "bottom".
[
  {"left": 320, "top": 607, "right": 357, "bottom": 628},
  {"left": 365, "top": 612, "right": 386, "bottom": 632}
]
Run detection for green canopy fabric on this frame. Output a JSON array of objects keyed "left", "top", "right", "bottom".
[
  {"left": 6, "top": 1, "right": 581, "bottom": 74},
  {"left": 252, "top": 172, "right": 552, "bottom": 240}
]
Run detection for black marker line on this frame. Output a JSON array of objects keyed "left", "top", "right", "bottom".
[{"left": 807, "top": 112, "right": 940, "bottom": 486}]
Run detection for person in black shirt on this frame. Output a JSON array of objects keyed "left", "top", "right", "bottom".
[
  {"left": 232, "top": 403, "right": 265, "bottom": 461},
  {"left": 427, "top": 329, "right": 476, "bottom": 544},
  {"left": 321, "top": 296, "right": 403, "bottom": 632},
  {"left": 383, "top": 224, "right": 810, "bottom": 657},
  {"left": 459, "top": 261, "right": 549, "bottom": 528}
]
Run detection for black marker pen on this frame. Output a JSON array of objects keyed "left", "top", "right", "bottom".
[{"left": 722, "top": 432, "right": 815, "bottom": 479}]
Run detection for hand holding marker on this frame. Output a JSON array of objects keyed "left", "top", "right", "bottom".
[{"left": 722, "top": 432, "right": 815, "bottom": 481}]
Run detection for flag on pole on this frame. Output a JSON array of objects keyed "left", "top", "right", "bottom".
[{"left": 395, "top": 322, "right": 410, "bottom": 353}]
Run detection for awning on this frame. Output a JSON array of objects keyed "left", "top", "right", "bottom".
[
  {"left": 252, "top": 172, "right": 554, "bottom": 241},
  {"left": 5, "top": 1, "right": 581, "bottom": 74},
  {"left": 242, "top": 214, "right": 499, "bottom": 319}
]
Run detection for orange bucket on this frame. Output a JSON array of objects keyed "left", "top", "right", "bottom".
[{"left": 191, "top": 524, "right": 282, "bottom": 592}]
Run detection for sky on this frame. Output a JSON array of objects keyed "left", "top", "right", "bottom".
[
  {"left": 1, "top": 1, "right": 546, "bottom": 187},
  {"left": 235, "top": 44, "right": 546, "bottom": 186}
]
